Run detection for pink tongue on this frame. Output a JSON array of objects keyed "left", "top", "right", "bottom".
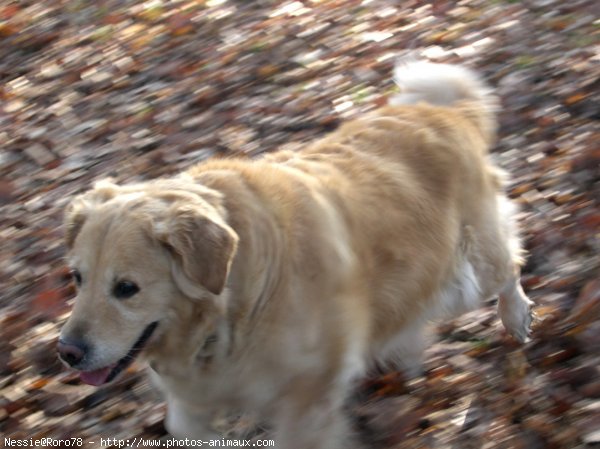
[{"left": 80, "top": 366, "right": 114, "bottom": 386}]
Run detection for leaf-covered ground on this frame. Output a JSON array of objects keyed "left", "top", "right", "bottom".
[{"left": 1, "top": 1, "right": 599, "bottom": 447}]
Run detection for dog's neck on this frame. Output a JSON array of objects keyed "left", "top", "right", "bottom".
[{"left": 146, "top": 300, "right": 231, "bottom": 376}]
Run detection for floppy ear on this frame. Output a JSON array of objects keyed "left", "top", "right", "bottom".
[
  {"left": 64, "top": 198, "right": 88, "bottom": 248},
  {"left": 64, "top": 179, "right": 120, "bottom": 248},
  {"left": 157, "top": 205, "right": 239, "bottom": 297}
]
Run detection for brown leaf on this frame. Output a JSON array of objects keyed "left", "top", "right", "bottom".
[
  {"left": 31, "top": 287, "right": 68, "bottom": 320},
  {"left": 564, "top": 92, "right": 587, "bottom": 105},
  {"left": 361, "top": 371, "right": 408, "bottom": 398},
  {"left": 168, "top": 13, "right": 194, "bottom": 36},
  {"left": 539, "top": 348, "right": 577, "bottom": 367},
  {"left": 579, "top": 380, "right": 600, "bottom": 398},
  {"left": 0, "top": 310, "right": 29, "bottom": 342},
  {"left": 505, "top": 349, "right": 528, "bottom": 382},
  {"left": 565, "top": 280, "right": 600, "bottom": 328},
  {"left": 56, "top": 371, "right": 81, "bottom": 385},
  {"left": 38, "top": 392, "right": 80, "bottom": 417},
  {"left": 427, "top": 363, "right": 453, "bottom": 379},
  {"left": 28, "top": 338, "right": 63, "bottom": 376},
  {"left": 25, "top": 378, "right": 50, "bottom": 392},
  {"left": 0, "top": 342, "right": 12, "bottom": 376},
  {"left": 256, "top": 64, "right": 279, "bottom": 79},
  {"left": 0, "top": 180, "right": 15, "bottom": 205},
  {"left": 0, "top": 5, "right": 20, "bottom": 20}
]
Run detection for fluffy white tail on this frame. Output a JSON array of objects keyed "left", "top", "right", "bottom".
[
  {"left": 390, "top": 60, "right": 498, "bottom": 141},
  {"left": 390, "top": 60, "right": 494, "bottom": 107}
]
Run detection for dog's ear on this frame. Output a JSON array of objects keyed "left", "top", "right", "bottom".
[
  {"left": 64, "top": 198, "right": 88, "bottom": 248},
  {"left": 156, "top": 205, "right": 239, "bottom": 297},
  {"left": 64, "top": 179, "right": 120, "bottom": 248}
]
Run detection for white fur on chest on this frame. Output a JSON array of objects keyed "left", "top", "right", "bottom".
[{"left": 148, "top": 356, "right": 285, "bottom": 414}]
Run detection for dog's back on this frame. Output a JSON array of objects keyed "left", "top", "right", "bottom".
[
  {"left": 160, "top": 61, "right": 533, "bottom": 447},
  {"left": 286, "top": 61, "right": 516, "bottom": 367},
  {"left": 187, "top": 61, "right": 531, "bottom": 377}
]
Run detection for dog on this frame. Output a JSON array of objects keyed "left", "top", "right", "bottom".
[{"left": 58, "top": 60, "right": 533, "bottom": 448}]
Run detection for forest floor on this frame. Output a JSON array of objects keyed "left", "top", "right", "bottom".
[{"left": 0, "top": 1, "right": 599, "bottom": 448}]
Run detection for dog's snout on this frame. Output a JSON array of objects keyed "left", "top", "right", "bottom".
[{"left": 57, "top": 339, "right": 86, "bottom": 367}]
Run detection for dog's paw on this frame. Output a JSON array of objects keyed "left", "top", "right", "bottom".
[{"left": 499, "top": 294, "right": 534, "bottom": 344}]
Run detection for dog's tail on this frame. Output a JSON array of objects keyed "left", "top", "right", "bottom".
[{"left": 390, "top": 59, "right": 498, "bottom": 143}]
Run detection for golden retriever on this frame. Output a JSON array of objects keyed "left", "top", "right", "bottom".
[{"left": 58, "top": 60, "right": 533, "bottom": 448}]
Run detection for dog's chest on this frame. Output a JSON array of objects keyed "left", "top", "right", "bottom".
[{"left": 147, "top": 357, "right": 279, "bottom": 411}]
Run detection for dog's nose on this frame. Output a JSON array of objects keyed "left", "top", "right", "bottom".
[{"left": 57, "top": 339, "right": 86, "bottom": 367}]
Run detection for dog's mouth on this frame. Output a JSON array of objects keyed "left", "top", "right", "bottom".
[{"left": 79, "top": 321, "right": 158, "bottom": 386}]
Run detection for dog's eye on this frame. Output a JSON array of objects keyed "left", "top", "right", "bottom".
[
  {"left": 113, "top": 280, "right": 140, "bottom": 299},
  {"left": 71, "top": 269, "right": 82, "bottom": 287}
]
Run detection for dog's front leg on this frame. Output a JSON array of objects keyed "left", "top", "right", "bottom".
[
  {"left": 272, "top": 394, "right": 357, "bottom": 449},
  {"left": 164, "top": 398, "right": 220, "bottom": 441}
]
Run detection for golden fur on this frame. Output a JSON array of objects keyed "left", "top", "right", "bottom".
[{"left": 59, "top": 61, "right": 532, "bottom": 448}]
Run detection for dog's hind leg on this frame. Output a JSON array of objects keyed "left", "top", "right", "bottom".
[
  {"left": 494, "top": 194, "right": 534, "bottom": 343},
  {"left": 498, "top": 276, "right": 533, "bottom": 343}
]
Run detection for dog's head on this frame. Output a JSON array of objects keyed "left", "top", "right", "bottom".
[{"left": 57, "top": 179, "right": 238, "bottom": 385}]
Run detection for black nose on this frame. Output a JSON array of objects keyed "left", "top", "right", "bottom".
[{"left": 57, "top": 339, "right": 86, "bottom": 367}]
